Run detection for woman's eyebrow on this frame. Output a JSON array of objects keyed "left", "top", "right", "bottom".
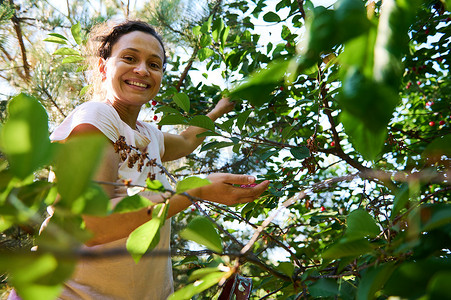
[{"left": 121, "top": 48, "right": 162, "bottom": 61}]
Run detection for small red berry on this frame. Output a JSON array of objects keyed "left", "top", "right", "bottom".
[
  {"left": 320, "top": 206, "right": 326, "bottom": 212},
  {"left": 330, "top": 141, "right": 335, "bottom": 147},
  {"left": 429, "top": 121, "right": 436, "bottom": 127},
  {"left": 439, "top": 120, "right": 445, "bottom": 125},
  {"left": 406, "top": 82, "right": 412, "bottom": 89},
  {"left": 417, "top": 81, "right": 421, "bottom": 85},
  {"left": 437, "top": 57, "right": 443, "bottom": 63},
  {"left": 191, "top": 208, "right": 196, "bottom": 212},
  {"left": 412, "top": 66, "right": 417, "bottom": 72},
  {"left": 279, "top": 86, "right": 284, "bottom": 91},
  {"left": 425, "top": 29, "right": 429, "bottom": 35},
  {"left": 153, "top": 115, "right": 158, "bottom": 121},
  {"left": 151, "top": 100, "right": 157, "bottom": 106}
]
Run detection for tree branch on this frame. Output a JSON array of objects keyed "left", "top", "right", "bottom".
[{"left": 9, "top": 0, "right": 31, "bottom": 82}]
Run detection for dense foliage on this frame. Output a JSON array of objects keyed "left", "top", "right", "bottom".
[{"left": 1, "top": 0, "right": 450, "bottom": 299}]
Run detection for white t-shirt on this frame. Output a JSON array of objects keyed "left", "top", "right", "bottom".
[{"left": 50, "top": 101, "right": 174, "bottom": 300}]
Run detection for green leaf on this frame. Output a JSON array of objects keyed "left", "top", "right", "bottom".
[
  {"left": 53, "top": 134, "right": 107, "bottom": 205},
  {"left": 422, "top": 205, "right": 451, "bottom": 232},
  {"left": 212, "top": 18, "right": 225, "bottom": 42},
  {"left": 71, "top": 22, "right": 82, "bottom": 45},
  {"left": 146, "top": 179, "right": 166, "bottom": 192},
  {"left": 383, "top": 257, "right": 451, "bottom": 299},
  {"left": 172, "top": 93, "right": 190, "bottom": 112},
  {"left": 290, "top": 146, "right": 310, "bottom": 160},
  {"left": 0, "top": 252, "right": 75, "bottom": 300},
  {"left": 53, "top": 47, "right": 80, "bottom": 56},
  {"left": 391, "top": 183, "right": 410, "bottom": 219},
  {"left": 126, "top": 203, "right": 168, "bottom": 263},
  {"left": 230, "top": 59, "right": 290, "bottom": 107},
  {"left": 158, "top": 114, "right": 188, "bottom": 126},
  {"left": 345, "top": 209, "right": 380, "bottom": 240},
  {"left": 422, "top": 135, "right": 451, "bottom": 159},
  {"left": 340, "top": 110, "right": 387, "bottom": 161},
  {"left": 61, "top": 55, "right": 84, "bottom": 64},
  {"left": 198, "top": 48, "right": 215, "bottom": 62},
  {"left": 0, "top": 93, "right": 53, "bottom": 179},
  {"left": 281, "top": 126, "right": 293, "bottom": 140},
  {"left": 263, "top": 11, "right": 281, "bottom": 22},
  {"left": 309, "top": 278, "right": 340, "bottom": 298},
  {"left": 168, "top": 271, "right": 227, "bottom": 300},
  {"left": 43, "top": 36, "right": 68, "bottom": 44},
  {"left": 72, "top": 183, "right": 110, "bottom": 216},
  {"left": 126, "top": 218, "right": 162, "bottom": 263},
  {"left": 276, "top": 261, "right": 295, "bottom": 277},
  {"left": 200, "top": 141, "right": 234, "bottom": 152},
  {"left": 192, "top": 26, "right": 201, "bottom": 36},
  {"left": 48, "top": 33, "right": 68, "bottom": 41},
  {"left": 322, "top": 238, "right": 373, "bottom": 260},
  {"left": 113, "top": 194, "right": 152, "bottom": 214},
  {"left": 188, "top": 267, "right": 222, "bottom": 281},
  {"left": 176, "top": 176, "right": 211, "bottom": 194},
  {"left": 261, "top": 149, "right": 279, "bottom": 161},
  {"left": 200, "top": 34, "right": 212, "bottom": 48},
  {"left": 180, "top": 216, "right": 223, "bottom": 253},
  {"left": 155, "top": 106, "right": 182, "bottom": 115},
  {"left": 79, "top": 85, "right": 91, "bottom": 96},
  {"left": 188, "top": 115, "right": 215, "bottom": 131},
  {"left": 220, "top": 27, "right": 230, "bottom": 46},
  {"left": 236, "top": 110, "right": 252, "bottom": 131},
  {"left": 427, "top": 271, "right": 451, "bottom": 300},
  {"left": 357, "top": 263, "right": 396, "bottom": 300}
]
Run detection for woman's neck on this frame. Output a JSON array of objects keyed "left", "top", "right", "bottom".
[{"left": 106, "top": 99, "right": 142, "bottom": 129}]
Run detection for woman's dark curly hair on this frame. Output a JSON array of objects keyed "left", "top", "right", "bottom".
[{"left": 96, "top": 20, "right": 167, "bottom": 67}]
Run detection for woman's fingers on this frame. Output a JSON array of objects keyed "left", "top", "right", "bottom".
[
  {"left": 208, "top": 173, "right": 256, "bottom": 185},
  {"left": 233, "top": 180, "right": 270, "bottom": 203}
]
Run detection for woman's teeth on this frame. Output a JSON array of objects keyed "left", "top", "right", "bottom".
[{"left": 127, "top": 81, "right": 148, "bottom": 88}]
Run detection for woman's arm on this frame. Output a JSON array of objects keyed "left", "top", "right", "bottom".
[
  {"left": 69, "top": 123, "right": 269, "bottom": 247},
  {"left": 84, "top": 172, "right": 269, "bottom": 246},
  {"left": 161, "top": 98, "right": 234, "bottom": 162}
]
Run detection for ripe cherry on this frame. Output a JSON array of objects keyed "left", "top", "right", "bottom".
[
  {"left": 429, "top": 121, "right": 436, "bottom": 127},
  {"left": 320, "top": 206, "right": 326, "bottom": 212},
  {"left": 151, "top": 100, "right": 157, "bottom": 106},
  {"left": 330, "top": 141, "right": 335, "bottom": 147},
  {"left": 153, "top": 115, "right": 158, "bottom": 121},
  {"left": 439, "top": 120, "right": 445, "bottom": 126}
]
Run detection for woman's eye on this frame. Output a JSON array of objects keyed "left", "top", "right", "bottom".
[
  {"left": 149, "top": 62, "right": 161, "bottom": 70},
  {"left": 123, "top": 56, "right": 135, "bottom": 62}
]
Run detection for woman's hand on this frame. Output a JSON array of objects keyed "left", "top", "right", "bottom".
[
  {"left": 209, "top": 97, "right": 235, "bottom": 119},
  {"left": 192, "top": 173, "right": 270, "bottom": 205}
]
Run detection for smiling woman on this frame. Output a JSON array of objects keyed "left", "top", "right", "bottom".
[{"left": 10, "top": 20, "right": 269, "bottom": 300}]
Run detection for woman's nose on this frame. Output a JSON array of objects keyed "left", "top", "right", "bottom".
[{"left": 134, "top": 62, "right": 149, "bottom": 76}]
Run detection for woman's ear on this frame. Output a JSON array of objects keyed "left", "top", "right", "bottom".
[{"left": 98, "top": 57, "right": 107, "bottom": 81}]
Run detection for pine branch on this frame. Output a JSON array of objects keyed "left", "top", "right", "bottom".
[{"left": 9, "top": 0, "right": 31, "bottom": 82}]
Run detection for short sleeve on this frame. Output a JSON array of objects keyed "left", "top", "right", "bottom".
[{"left": 50, "top": 102, "right": 123, "bottom": 143}]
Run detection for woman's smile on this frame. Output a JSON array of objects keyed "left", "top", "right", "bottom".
[{"left": 100, "top": 31, "right": 164, "bottom": 107}]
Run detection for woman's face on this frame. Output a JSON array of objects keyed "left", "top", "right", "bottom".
[{"left": 99, "top": 31, "right": 165, "bottom": 107}]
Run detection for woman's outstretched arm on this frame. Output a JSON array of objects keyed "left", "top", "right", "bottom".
[
  {"left": 161, "top": 98, "right": 234, "bottom": 162},
  {"left": 69, "top": 123, "right": 269, "bottom": 246}
]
